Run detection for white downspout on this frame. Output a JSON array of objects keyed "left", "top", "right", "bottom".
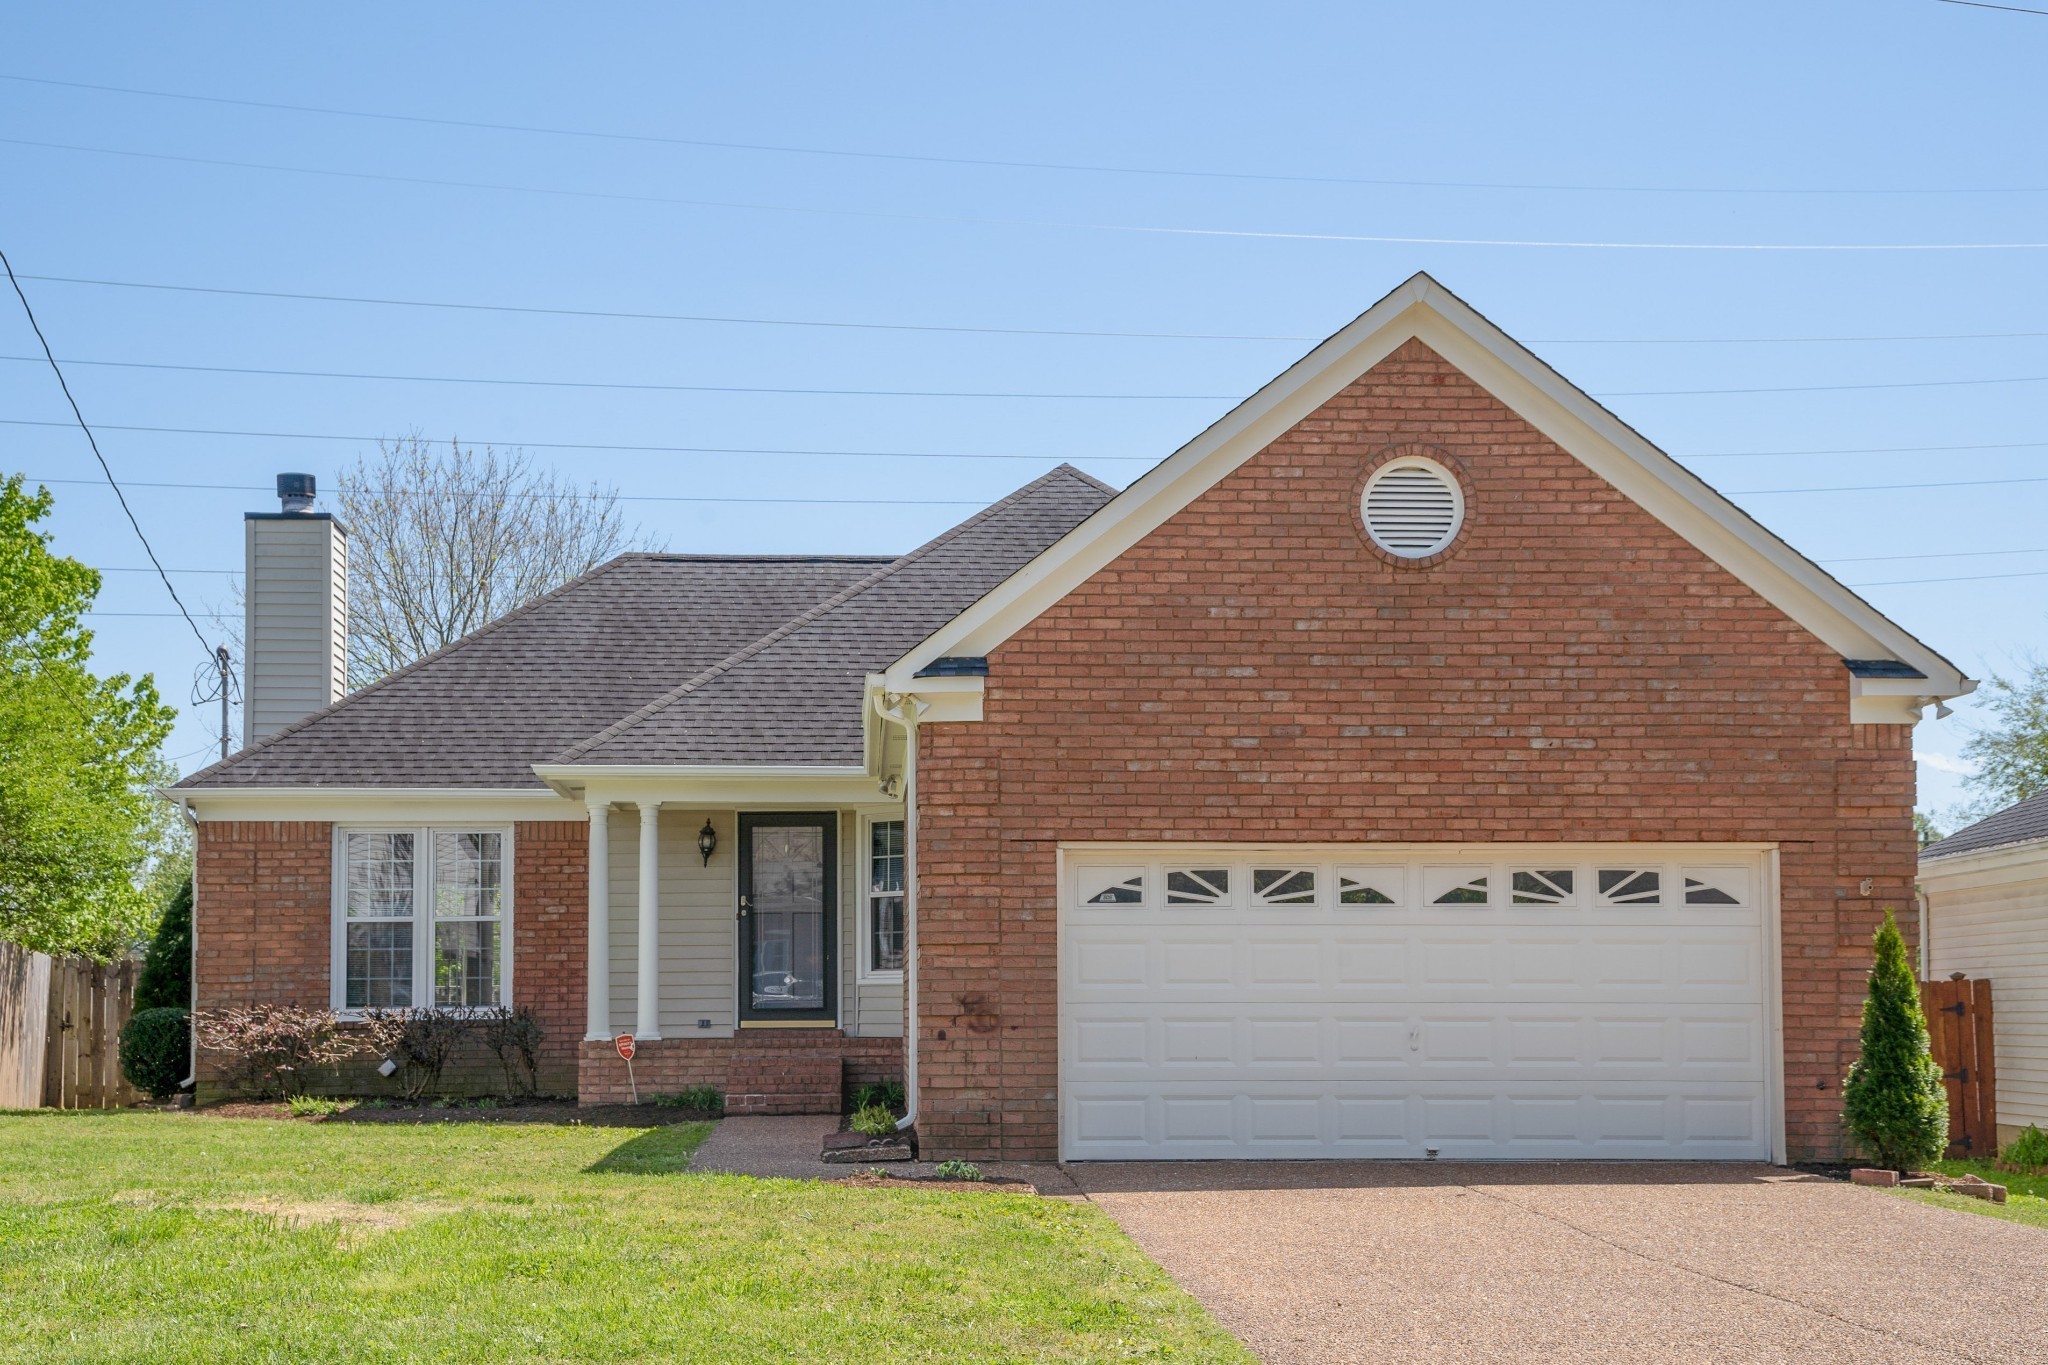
[
  {"left": 175, "top": 794, "right": 199, "bottom": 1092},
  {"left": 874, "top": 691, "right": 925, "bottom": 1134}
]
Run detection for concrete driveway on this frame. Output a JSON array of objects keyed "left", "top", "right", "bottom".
[{"left": 1070, "top": 1162, "right": 2047, "bottom": 1364}]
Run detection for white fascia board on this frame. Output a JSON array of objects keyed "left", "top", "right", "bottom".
[
  {"left": 1919, "top": 838, "right": 2048, "bottom": 888},
  {"left": 530, "top": 763, "right": 882, "bottom": 807},
  {"left": 879, "top": 273, "right": 1971, "bottom": 709},
  {"left": 172, "top": 787, "right": 580, "bottom": 823}
]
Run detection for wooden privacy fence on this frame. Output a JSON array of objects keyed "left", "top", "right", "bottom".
[
  {"left": 1921, "top": 975, "right": 1996, "bottom": 1160},
  {"left": 0, "top": 940, "right": 146, "bottom": 1109}
]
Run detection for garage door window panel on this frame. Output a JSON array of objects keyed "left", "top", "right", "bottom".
[
  {"left": 1682, "top": 867, "right": 1750, "bottom": 906},
  {"left": 1252, "top": 869, "right": 1317, "bottom": 906},
  {"left": 1511, "top": 870, "right": 1576, "bottom": 906},
  {"left": 1337, "top": 867, "right": 1402, "bottom": 906},
  {"left": 1165, "top": 869, "right": 1231, "bottom": 906},
  {"left": 1598, "top": 869, "right": 1664, "bottom": 906},
  {"left": 1427, "top": 867, "right": 1491, "bottom": 906},
  {"left": 1080, "top": 866, "right": 1147, "bottom": 906}
]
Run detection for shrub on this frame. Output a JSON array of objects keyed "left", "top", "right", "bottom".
[
  {"left": 1842, "top": 909, "right": 1949, "bottom": 1173},
  {"left": 2003, "top": 1124, "right": 2048, "bottom": 1172},
  {"left": 850, "top": 1103, "right": 897, "bottom": 1138},
  {"left": 933, "top": 1160, "right": 982, "bottom": 1182},
  {"left": 134, "top": 876, "right": 192, "bottom": 1014},
  {"left": 363, "top": 1008, "right": 470, "bottom": 1102},
  {"left": 194, "top": 1006, "right": 368, "bottom": 1100},
  {"left": 119, "top": 1006, "right": 189, "bottom": 1100},
  {"left": 475, "top": 1005, "right": 544, "bottom": 1097},
  {"left": 653, "top": 1085, "right": 724, "bottom": 1112},
  {"left": 851, "top": 1080, "right": 906, "bottom": 1113}
]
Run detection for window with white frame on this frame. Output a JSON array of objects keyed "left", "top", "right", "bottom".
[
  {"left": 866, "top": 820, "right": 905, "bottom": 977},
  {"left": 338, "top": 828, "right": 509, "bottom": 1011}
]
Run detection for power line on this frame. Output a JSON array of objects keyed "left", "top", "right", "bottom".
[
  {"left": 20, "top": 272, "right": 2048, "bottom": 348},
  {"left": 5, "top": 70, "right": 2044, "bottom": 196},
  {"left": 0, "top": 416, "right": 1157, "bottom": 462},
  {"left": 5, "top": 416, "right": 2037, "bottom": 466},
  {"left": 1936, "top": 0, "right": 2048, "bottom": 15},
  {"left": 11, "top": 349, "right": 2048, "bottom": 402},
  {"left": 30, "top": 476, "right": 990, "bottom": 507},
  {"left": 1849, "top": 567, "right": 2048, "bottom": 587},
  {"left": 10, "top": 135, "right": 2048, "bottom": 253},
  {"left": 1729, "top": 474, "right": 2048, "bottom": 495},
  {"left": 0, "top": 246, "right": 214, "bottom": 657},
  {"left": 0, "top": 353, "right": 1232, "bottom": 400},
  {"left": 1823, "top": 544, "right": 2048, "bottom": 563}
]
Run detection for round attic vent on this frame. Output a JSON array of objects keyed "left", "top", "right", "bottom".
[{"left": 1361, "top": 457, "right": 1464, "bottom": 558}]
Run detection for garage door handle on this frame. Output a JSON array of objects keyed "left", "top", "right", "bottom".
[{"left": 1406, "top": 1024, "right": 1421, "bottom": 1052}]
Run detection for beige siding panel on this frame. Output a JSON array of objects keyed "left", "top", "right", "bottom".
[
  {"left": 243, "top": 515, "right": 347, "bottom": 744},
  {"left": 607, "top": 809, "right": 737, "bottom": 1038},
  {"left": 1927, "top": 869, "right": 2048, "bottom": 1130}
]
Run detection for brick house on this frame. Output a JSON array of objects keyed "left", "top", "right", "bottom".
[{"left": 173, "top": 273, "right": 1970, "bottom": 1163}]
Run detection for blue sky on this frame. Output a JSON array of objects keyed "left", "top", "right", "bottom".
[{"left": 3, "top": 2, "right": 2043, "bottom": 819}]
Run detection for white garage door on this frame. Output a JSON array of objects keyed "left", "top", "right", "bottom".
[{"left": 1060, "top": 846, "right": 1776, "bottom": 1161}]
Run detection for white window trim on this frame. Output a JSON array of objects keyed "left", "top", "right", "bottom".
[
  {"left": 330, "top": 823, "right": 515, "bottom": 1017},
  {"left": 858, "top": 814, "right": 906, "bottom": 983}
]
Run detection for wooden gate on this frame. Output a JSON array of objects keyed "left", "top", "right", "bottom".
[
  {"left": 1921, "top": 975, "right": 1996, "bottom": 1159},
  {"left": 0, "top": 941, "right": 145, "bottom": 1109}
]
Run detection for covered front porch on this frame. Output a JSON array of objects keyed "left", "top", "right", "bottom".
[{"left": 539, "top": 765, "right": 910, "bottom": 1113}]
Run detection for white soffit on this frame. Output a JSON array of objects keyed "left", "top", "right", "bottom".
[{"left": 882, "top": 272, "right": 1970, "bottom": 703}]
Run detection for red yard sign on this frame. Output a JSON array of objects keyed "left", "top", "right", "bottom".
[{"left": 614, "top": 1033, "right": 636, "bottom": 1062}]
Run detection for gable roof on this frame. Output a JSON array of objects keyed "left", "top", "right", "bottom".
[
  {"left": 554, "top": 464, "right": 1115, "bottom": 767},
  {"left": 1921, "top": 791, "right": 2048, "bottom": 862},
  {"left": 175, "top": 553, "right": 887, "bottom": 790},
  {"left": 879, "top": 272, "right": 1972, "bottom": 710}
]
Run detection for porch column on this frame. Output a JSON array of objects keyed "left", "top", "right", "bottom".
[
  {"left": 636, "top": 801, "right": 662, "bottom": 1039},
  {"left": 584, "top": 799, "right": 610, "bottom": 1040}
]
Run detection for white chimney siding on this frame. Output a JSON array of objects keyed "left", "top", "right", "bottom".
[{"left": 242, "top": 478, "right": 348, "bottom": 748}]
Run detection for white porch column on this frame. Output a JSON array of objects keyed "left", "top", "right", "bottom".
[
  {"left": 584, "top": 799, "right": 610, "bottom": 1040},
  {"left": 635, "top": 801, "right": 663, "bottom": 1039}
]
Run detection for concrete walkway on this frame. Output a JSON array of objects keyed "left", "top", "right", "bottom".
[
  {"left": 1069, "top": 1162, "right": 2048, "bottom": 1364},
  {"left": 689, "top": 1115, "right": 1081, "bottom": 1194}
]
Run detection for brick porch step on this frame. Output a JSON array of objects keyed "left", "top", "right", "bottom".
[{"left": 724, "top": 1037, "right": 844, "bottom": 1116}]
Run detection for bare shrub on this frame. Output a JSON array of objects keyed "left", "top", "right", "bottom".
[{"left": 194, "top": 1006, "right": 369, "bottom": 1100}]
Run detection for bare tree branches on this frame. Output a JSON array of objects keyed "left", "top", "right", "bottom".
[{"left": 334, "top": 437, "right": 650, "bottom": 689}]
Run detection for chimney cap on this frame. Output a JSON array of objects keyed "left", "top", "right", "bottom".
[{"left": 276, "top": 472, "right": 317, "bottom": 513}]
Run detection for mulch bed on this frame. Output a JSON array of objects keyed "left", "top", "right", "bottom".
[{"left": 191, "top": 1098, "right": 721, "bottom": 1127}]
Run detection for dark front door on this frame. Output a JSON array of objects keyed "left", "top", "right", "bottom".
[{"left": 738, "top": 813, "right": 836, "bottom": 1022}]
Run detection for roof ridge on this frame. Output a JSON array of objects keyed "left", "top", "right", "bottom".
[
  {"left": 176, "top": 553, "right": 646, "bottom": 787},
  {"left": 552, "top": 465, "right": 1104, "bottom": 764}
]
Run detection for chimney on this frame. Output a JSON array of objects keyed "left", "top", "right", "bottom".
[{"left": 242, "top": 473, "right": 348, "bottom": 747}]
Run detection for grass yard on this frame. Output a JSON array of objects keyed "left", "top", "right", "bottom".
[
  {"left": 0, "top": 1110, "right": 1248, "bottom": 1363},
  {"left": 1890, "top": 1159, "right": 2048, "bottom": 1232}
]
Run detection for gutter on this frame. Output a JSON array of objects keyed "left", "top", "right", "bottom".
[{"left": 871, "top": 689, "right": 927, "bottom": 1136}]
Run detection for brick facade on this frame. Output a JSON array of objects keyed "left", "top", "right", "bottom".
[
  {"left": 576, "top": 1034, "right": 903, "bottom": 1110},
  {"left": 194, "top": 818, "right": 590, "bottom": 1098},
  {"left": 912, "top": 338, "right": 1917, "bottom": 1162}
]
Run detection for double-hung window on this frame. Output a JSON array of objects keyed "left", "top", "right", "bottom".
[
  {"left": 337, "top": 827, "right": 509, "bottom": 1011},
  {"left": 865, "top": 819, "right": 905, "bottom": 978}
]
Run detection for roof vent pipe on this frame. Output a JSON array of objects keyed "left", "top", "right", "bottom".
[{"left": 276, "top": 472, "right": 317, "bottom": 514}]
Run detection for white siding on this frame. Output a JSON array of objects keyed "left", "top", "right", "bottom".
[
  {"left": 599, "top": 807, "right": 901, "bottom": 1038},
  {"left": 243, "top": 514, "right": 347, "bottom": 745},
  {"left": 1925, "top": 856, "right": 2048, "bottom": 1130}
]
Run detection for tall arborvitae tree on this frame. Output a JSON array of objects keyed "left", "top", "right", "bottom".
[
  {"left": 135, "top": 874, "right": 193, "bottom": 1013},
  {"left": 1842, "top": 909, "right": 1948, "bottom": 1173}
]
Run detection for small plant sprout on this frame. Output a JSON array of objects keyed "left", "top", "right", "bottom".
[
  {"left": 933, "top": 1160, "right": 983, "bottom": 1182},
  {"left": 850, "top": 1104, "right": 897, "bottom": 1138}
]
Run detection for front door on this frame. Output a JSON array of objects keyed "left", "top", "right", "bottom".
[{"left": 738, "top": 813, "right": 836, "bottom": 1022}]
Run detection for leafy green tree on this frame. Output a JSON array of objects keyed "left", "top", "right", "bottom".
[
  {"left": 1913, "top": 812, "right": 1945, "bottom": 848},
  {"left": 0, "top": 475, "right": 180, "bottom": 958},
  {"left": 1842, "top": 909, "right": 1948, "bottom": 1173},
  {"left": 1958, "top": 659, "right": 2048, "bottom": 814},
  {"left": 135, "top": 874, "right": 193, "bottom": 1012}
]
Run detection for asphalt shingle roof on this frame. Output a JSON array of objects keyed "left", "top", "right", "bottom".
[
  {"left": 1922, "top": 791, "right": 2048, "bottom": 861},
  {"left": 175, "top": 555, "right": 886, "bottom": 789},
  {"left": 176, "top": 465, "right": 1113, "bottom": 789},
  {"left": 561, "top": 465, "right": 1115, "bottom": 766}
]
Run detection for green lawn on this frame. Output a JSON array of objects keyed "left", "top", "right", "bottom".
[
  {"left": 1890, "top": 1159, "right": 2048, "bottom": 1231},
  {"left": 0, "top": 1110, "right": 1248, "bottom": 1363}
]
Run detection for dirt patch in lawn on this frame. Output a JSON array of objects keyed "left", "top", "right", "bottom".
[
  {"left": 216, "top": 1196, "right": 432, "bottom": 1241},
  {"left": 196, "top": 1098, "right": 718, "bottom": 1127}
]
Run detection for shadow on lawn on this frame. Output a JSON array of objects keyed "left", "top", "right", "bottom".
[{"left": 584, "top": 1124, "right": 710, "bottom": 1175}]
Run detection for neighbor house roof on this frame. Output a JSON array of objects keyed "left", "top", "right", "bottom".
[
  {"left": 1921, "top": 791, "right": 2048, "bottom": 862},
  {"left": 175, "top": 465, "right": 1113, "bottom": 790}
]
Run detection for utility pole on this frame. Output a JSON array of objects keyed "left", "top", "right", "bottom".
[{"left": 214, "top": 645, "right": 233, "bottom": 761}]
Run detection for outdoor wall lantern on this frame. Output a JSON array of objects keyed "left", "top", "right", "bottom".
[{"left": 697, "top": 819, "right": 718, "bottom": 866}]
